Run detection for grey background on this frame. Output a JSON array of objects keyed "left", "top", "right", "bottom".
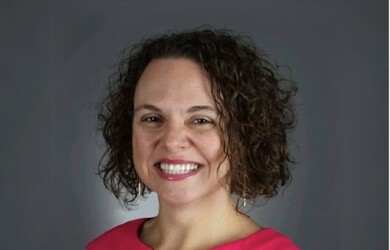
[{"left": 0, "top": 1, "right": 387, "bottom": 249}]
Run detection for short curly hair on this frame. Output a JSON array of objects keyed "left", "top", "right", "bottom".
[{"left": 98, "top": 28, "right": 297, "bottom": 210}]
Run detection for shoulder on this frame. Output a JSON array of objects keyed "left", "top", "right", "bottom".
[
  {"left": 86, "top": 218, "right": 148, "bottom": 250},
  {"left": 248, "top": 228, "right": 300, "bottom": 250},
  {"left": 215, "top": 227, "right": 300, "bottom": 250}
]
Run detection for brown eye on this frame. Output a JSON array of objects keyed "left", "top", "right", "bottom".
[
  {"left": 142, "top": 115, "right": 161, "bottom": 123},
  {"left": 192, "top": 117, "right": 214, "bottom": 125}
]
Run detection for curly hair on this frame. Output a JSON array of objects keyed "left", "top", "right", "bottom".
[{"left": 98, "top": 28, "right": 297, "bottom": 210}]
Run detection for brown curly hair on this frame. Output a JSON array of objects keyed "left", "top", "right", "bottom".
[{"left": 98, "top": 28, "right": 297, "bottom": 210}]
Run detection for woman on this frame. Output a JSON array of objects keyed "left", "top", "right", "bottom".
[{"left": 87, "top": 28, "right": 299, "bottom": 249}]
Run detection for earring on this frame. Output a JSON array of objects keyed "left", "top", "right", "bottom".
[
  {"left": 241, "top": 191, "right": 247, "bottom": 208},
  {"left": 138, "top": 181, "right": 142, "bottom": 198}
]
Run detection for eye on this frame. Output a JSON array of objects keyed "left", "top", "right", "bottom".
[
  {"left": 192, "top": 117, "right": 214, "bottom": 125},
  {"left": 141, "top": 115, "right": 162, "bottom": 123}
]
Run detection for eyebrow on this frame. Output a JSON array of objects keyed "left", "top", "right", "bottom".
[
  {"left": 134, "top": 104, "right": 161, "bottom": 113},
  {"left": 134, "top": 104, "right": 217, "bottom": 114},
  {"left": 187, "top": 105, "right": 216, "bottom": 113}
]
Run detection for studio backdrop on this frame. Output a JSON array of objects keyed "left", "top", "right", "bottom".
[{"left": 0, "top": 1, "right": 387, "bottom": 250}]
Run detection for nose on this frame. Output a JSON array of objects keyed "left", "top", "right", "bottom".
[{"left": 161, "top": 122, "right": 190, "bottom": 152}]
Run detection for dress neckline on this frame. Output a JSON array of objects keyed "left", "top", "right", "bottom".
[{"left": 133, "top": 218, "right": 271, "bottom": 249}]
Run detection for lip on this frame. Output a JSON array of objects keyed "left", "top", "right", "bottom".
[
  {"left": 158, "top": 159, "right": 201, "bottom": 165},
  {"left": 154, "top": 158, "right": 202, "bottom": 181}
]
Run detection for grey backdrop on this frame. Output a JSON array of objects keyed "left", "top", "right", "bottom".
[{"left": 1, "top": 1, "right": 388, "bottom": 249}]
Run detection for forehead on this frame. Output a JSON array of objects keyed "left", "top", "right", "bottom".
[{"left": 134, "top": 58, "right": 214, "bottom": 106}]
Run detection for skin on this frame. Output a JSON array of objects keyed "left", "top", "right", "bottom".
[{"left": 132, "top": 58, "right": 260, "bottom": 249}]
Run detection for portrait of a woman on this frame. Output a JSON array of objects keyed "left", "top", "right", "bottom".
[
  {"left": 0, "top": 1, "right": 386, "bottom": 249},
  {"left": 87, "top": 29, "right": 299, "bottom": 249}
]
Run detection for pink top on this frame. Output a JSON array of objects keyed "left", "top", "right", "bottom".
[{"left": 87, "top": 218, "right": 300, "bottom": 250}]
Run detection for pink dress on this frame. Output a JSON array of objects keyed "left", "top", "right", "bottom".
[{"left": 87, "top": 218, "right": 300, "bottom": 250}]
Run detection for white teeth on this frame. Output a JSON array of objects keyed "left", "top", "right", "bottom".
[{"left": 160, "top": 163, "right": 199, "bottom": 175}]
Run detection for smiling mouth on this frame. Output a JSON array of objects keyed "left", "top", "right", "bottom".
[{"left": 157, "top": 163, "right": 200, "bottom": 175}]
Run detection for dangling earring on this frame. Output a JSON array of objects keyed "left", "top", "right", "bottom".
[
  {"left": 241, "top": 180, "right": 248, "bottom": 208},
  {"left": 137, "top": 181, "right": 142, "bottom": 198},
  {"left": 242, "top": 192, "right": 247, "bottom": 207}
]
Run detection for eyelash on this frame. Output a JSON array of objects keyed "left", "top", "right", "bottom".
[
  {"left": 141, "top": 115, "right": 162, "bottom": 123},
  {"left": 140, "top": 114, "right": 215, "bottom": 126},
  {"left": 192, "top": 117, "right": 214, "bottom": 125}
]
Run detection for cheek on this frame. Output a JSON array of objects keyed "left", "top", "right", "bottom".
[
  {"left": 203, "top": 138, "right": 229, "bottom": 183},
  {"left": 198, "top": 132, "right": 225, "bottom": 163},
  {"left": 200, "top": 132, "right": 230, "bottom": 179},
  {"left": 133, "top": 126, "right": 154, "bottom": 145},
  {"left": 132, "top": 129, "right": 151, "bottom": 163}
]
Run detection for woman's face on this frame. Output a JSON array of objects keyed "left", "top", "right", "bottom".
[{"left": 132, "top": 58, "right": 229, "bottom": 206}]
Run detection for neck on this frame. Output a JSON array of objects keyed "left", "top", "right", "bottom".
[
  {"left": 140, "top": 189, "right": 260, "bottom": 249},
  {"left": 159, "top": 187, "right": 235, "bottom": 225}
]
